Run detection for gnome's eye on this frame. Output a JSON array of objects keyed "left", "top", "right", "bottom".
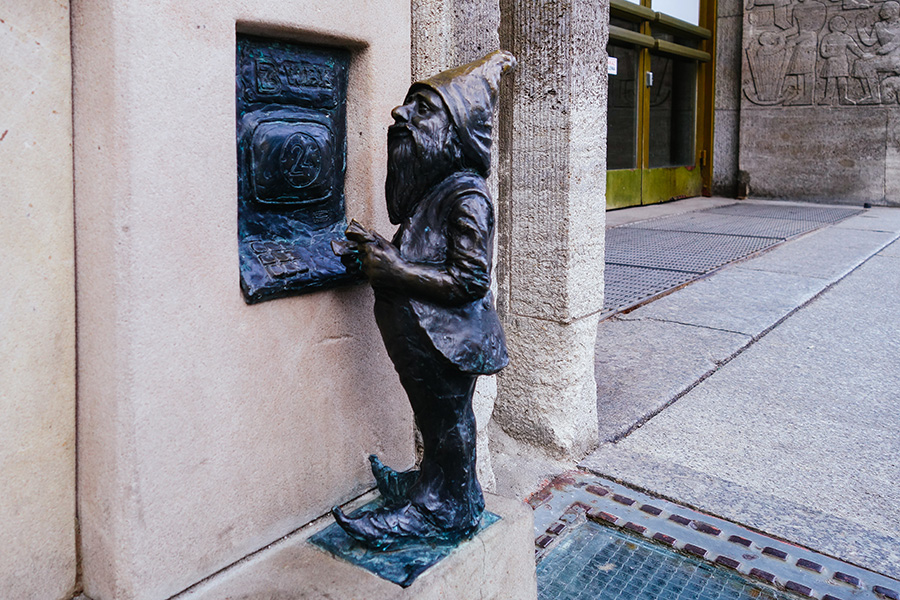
[{"left": 416, "top": 101, "right": 431, "bottom": 116}]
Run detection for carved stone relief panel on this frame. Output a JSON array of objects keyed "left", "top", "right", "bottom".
[{"left": 743, "top": 0, "right": 900, "bottom": 106}]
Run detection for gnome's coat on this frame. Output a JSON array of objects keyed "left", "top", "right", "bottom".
[
  {"left": 376, "top": 171, "right": 507, "bottom": 376},
  {"left": 378, "top": 50, "right": 516, "bottom": 375}
]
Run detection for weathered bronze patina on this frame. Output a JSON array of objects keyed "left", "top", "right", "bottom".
[
  {"left": 236, "top": 36, "right": 358, "bottom": 303},
  {"left": 331, "top": 50, "right": 516, "bottom": 549}
]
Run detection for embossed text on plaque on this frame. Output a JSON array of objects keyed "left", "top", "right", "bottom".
[{"left": 237, "top": 35, "right": 359, "bottom": 303}]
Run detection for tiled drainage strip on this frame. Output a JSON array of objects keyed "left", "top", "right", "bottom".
[
  {"left": 602, "top": 229, "right": 783, "bottom": 314},
  {"left": 602, "top": 203, "right": 864, "bottom": 315},
  {"left": 530, "top": 472, "right": 900, "bottom": 600},
  {"left": 702, "top": 204, "right": 863, "bottom": 224},
  {"left": 605, "top": 228, "right": 782, "bottom": 274},
  {"left": 537, "top": 520, "right": 794, "bottom": 600},
  {"left": 621, "top": 205, "right": 865, "bottom": 239},
  {"left": 603, "top": 264, "right": 696, "bottom": 314},
  {"left": 623, "top": 213, "right": 831, "bottom": 240}
]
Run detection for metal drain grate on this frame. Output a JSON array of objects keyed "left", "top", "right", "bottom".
[
  {"left": 537, "top": 522, "right": 791, "bottom": 600},
  {"left": 606, "top": 228, "right": 780, "bottom": 274},
  {"left": 625, "top": 213, "right": 822, "bottom": 239},
  {"left": 604, "top": 265, "right": 695, "bottom": 313},
  {"left": 531, "top": 473, "right": 900, "bottom": 600},
  {"left": 704, "top": 203, "right": 862, "bottom": 223},
  {"left": 603, "top": 203, "right": 864, "bottom": 314}
]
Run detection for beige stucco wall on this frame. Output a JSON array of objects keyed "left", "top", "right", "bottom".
[
  {"left": 0, "top": 2, "right": 77, "bottom": 599},
  {"left": 71, "top": 1, "right": 411, "bottom": 599}
]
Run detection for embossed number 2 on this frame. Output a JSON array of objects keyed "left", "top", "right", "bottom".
[
  {"left": 280, "top": 132, "right": 321, "bottom": 188},
  {"left": 289, "top": 142, "right": 313, "bottom": 177}
]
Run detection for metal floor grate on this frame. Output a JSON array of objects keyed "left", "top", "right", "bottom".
[
  {"left": 603, "top": 203, "right": 864, "bottom": 314},
  {"left": 604, "top": 265, "right": 696, "bottom": 312},
  {"left": 606, "top": 228, "right": 780, "bottom": 274},
  {"left": 537, "top": 522, "right": 791, "bottom": 600},
  {"left": 703, "top": 203, "right": 862, "bottom": 223},
  {"left": 624, "top": 213, "right": 822, "bottom": 239}
]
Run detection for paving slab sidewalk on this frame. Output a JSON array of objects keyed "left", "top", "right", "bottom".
[{"left": 584, "top": 204, "right": 900, "bottom": 581}]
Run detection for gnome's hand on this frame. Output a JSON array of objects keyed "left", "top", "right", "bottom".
[{"left": 358, "top": 232, "right": 406, "bottom": 286}]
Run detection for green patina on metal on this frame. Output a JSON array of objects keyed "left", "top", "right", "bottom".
[
  {"left": 311, "top": 501, "right": 500, "bottom": 588},
  {"left": 606, "top": 166, "right": 702, "bottom": 209},
  {"left": 606, "top": 169, "right": 643, "bottom": 209}
]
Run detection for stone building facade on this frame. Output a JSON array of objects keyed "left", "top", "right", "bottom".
[
  {"left": 6, "top": 0, "right": 895, "bottom": 597},
  {"left": 715, "top": 0, "right": 900, "bottom": 205},
  {"left": 2, "top": 1, "right": 605, "bottom": 598}
]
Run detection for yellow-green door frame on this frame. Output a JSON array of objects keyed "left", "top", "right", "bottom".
[{"left": 606, "top": 0, "right": 717, "bottom": 209}]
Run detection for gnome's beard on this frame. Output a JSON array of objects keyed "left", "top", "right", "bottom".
[{"left": 386, "top": 122, "right": 463, "bottom": 224}]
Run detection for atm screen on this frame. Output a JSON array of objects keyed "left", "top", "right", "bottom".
[{"left": 236, "top": 35, "right": 361, "bottom": 304}]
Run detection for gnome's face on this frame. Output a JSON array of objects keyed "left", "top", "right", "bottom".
[
  {"left": 391, "top": 88, "right": 453, "bottom": 153},
  {"left": 385, "top": 88, "right": 463, "bottom": 224}
]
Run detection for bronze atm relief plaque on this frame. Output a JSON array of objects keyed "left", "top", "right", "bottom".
[{"left": 237, "top": 35, "right": 359, "bottom": 303}]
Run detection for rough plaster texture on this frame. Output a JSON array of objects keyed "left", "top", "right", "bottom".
[
  {"left": 71, "top": 2, "right": 411, "bottom": 599},
  {"left": 738, "top": 0, "right": 900, "bottom": 205},
  {"left": 886, "top": 109, "right": 900, "bottom": 203},
  {"left": 740, "top": 108, "right": 889, "bottom": 203},
  {"left": 411, "top": 0, "right": 502, "bottom": 493},
  {"left": 178, "top": 493, "right": 537, "bottom": 600},
  {"left": 488, "top": 422, "right": 571, "bottom": 503},
  {"left": 411, "top": 0, "right": 501, "bottom": 80},
  {"left": 494, "top": 0, "right": 608, "bottom": 458},
  {"left": 0, "top": 2, "right": 77, "bottom": 598}
]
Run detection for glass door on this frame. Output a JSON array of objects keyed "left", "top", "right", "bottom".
[{"left": 606, "top": 0, "right": 716, "bottom": 209}]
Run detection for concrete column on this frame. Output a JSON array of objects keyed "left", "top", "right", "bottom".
[
  {"left": 411, "top": 0, "right": 502, "bottom": 490},
  {"left": 713, "top": 0, "right": 743, "bottom": 197},
  {"left": 495, "top": 0, "right": 608, "bottom": 459},
  {"left": 0, "top": 2, "right": 77, "bottom": 599}
]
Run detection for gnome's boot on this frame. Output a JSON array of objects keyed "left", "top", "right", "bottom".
[
  {"left": 331, "top": 501, "right": 452, "bottom": 550},
  {"left": 333, "top": 397, "right": 483, "bottom": 550},
  {"left": 369, "top": 454, "right": 419, "bottom": 505}
]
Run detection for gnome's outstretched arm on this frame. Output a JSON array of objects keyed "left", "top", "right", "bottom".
[{"left": 356, "top": 194, "right": 493, "bottom": 306}]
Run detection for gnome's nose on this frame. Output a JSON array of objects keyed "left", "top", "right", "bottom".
[{"left": 391, "top": 103, "right": 411, "bottom": 123}]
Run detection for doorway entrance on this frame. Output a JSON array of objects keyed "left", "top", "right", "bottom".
[{"left": 606, "top": 0, "right": 716, "bottom": 209}]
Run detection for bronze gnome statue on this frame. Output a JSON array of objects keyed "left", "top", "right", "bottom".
[{"left": 331, "top": 50, "right": 516, "bottom": 549}]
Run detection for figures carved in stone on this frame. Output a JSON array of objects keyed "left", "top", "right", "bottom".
[
  {"left": 854, "top": 1, "right": 900, "bottom": 102},
  {"left": 820, "top": 15, "right": 866, "bottom": 104},
  {"left": 783, "top": 0, "right": 827, "bottom": 105},
  {"left": 743, "top": 0, "right": 900, "bottom": 105}
]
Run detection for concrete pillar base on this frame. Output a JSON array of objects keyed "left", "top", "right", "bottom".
[
  {"left": 495, "top": 0, "right": 608, "bottom": 461},
  {"left": 494, "top": 313, "right": 601, "bottom": 459}
]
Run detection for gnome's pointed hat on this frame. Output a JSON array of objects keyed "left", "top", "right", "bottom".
[{"left": 410, "top": 50, "right": 517, "bottom": 177}]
